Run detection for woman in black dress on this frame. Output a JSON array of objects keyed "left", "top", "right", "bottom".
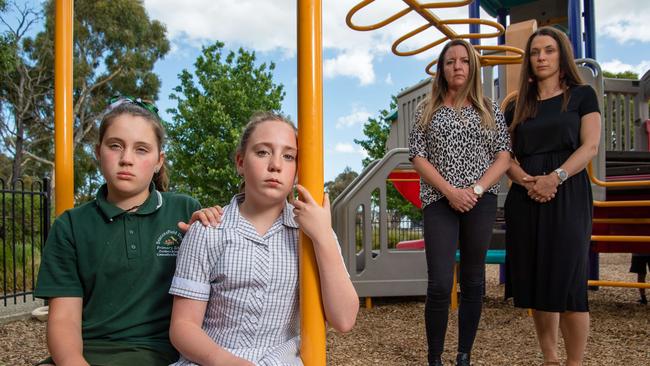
[
  {"left": 409, "top": 39, "right": 511, "bottom": 366},
  {"left": 504, "top": 27, "right": 601, "bottom": 366}
]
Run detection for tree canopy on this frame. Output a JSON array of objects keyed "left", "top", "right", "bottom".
[
  {"left": 0, "top": 0, "right": 169, "bottom": 201},
  {"left": 165, "top": 42, "right": 285, "bottom": 206},
  {"left": 603, "top": 70, "right": 638, "bottom": 80},
  {"left": 0, "top": 0, "right": 15, "bottom": 75},
  {"left": 325, "top": 166, "right": 359, "bottom": 203},
  {"left": 354, "top": 96, "right": 397, "bottom": 168}
]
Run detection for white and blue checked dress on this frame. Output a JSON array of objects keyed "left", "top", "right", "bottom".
[{"left": 169, "top": 194, "right": 302, "bottom": 366}]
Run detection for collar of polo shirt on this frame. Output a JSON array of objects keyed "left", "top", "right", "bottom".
[{"left": 96, "top": 182, "right": 163, "bottom": 221}]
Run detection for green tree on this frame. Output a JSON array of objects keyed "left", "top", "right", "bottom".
[
  {"left": 0, "top": 1, "right": 46, "bottom": 184},
  {"left": 603, "top": 70, "right": 638, "bottom": 79},
  {"left": 354, "top": 96, "right": 397, "bottom": 167},
  {"left": 0, "top": 0, "right": 15, "bottom": 74},
  {"left": 166, "top": 42, "right": 285, "bottom": 206},
  {"left": 0, "top": 0, "right": 169, "bottom": 201},
  {"left": 354, "top": 96, "right": 421, "bottom": 222},
  {"left": 325, "top": 166, "right": 359, "bottom": 203},
  {"left": 0, "top": 0, "right": 17, "bottom": 178}
]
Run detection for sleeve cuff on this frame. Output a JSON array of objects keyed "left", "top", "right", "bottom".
[
  {"left": 34, "top": 286, "right": 83, "bottom": 299},
  {"left": 169, "top": 276, "right": 211, "bottom": 301}
]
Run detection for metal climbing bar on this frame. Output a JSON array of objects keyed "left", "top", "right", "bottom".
[
  {"left": 587, "top": 162, "right": 650, "bottom": 188},
  {"left": 54, "top": 0, "right": 74, "bottom": 215},
  {"left": 346, "top": 0, "right": 524, "bottom": 75},
  {"left": 297, "top": 0, "right": 326, "bottom": 364}
]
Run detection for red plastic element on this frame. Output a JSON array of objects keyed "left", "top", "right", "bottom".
[
  {"left": 395, "top": 239, "right": 425, "bottom": 250},
  {"left": 388, "top": 170, "right": 422, "bottom": 208},
  {"left": 606, "top": 174, "right": 650, "bottom": 181},
  {"left": 385, "top": 170, "right": 650, "bottom": 254}
]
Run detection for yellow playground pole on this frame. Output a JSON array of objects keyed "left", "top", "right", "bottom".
[
  {"left": 297, "top": 0, "right": 326, "bottom": 364},
  {"left": 54, "top": 0, "right": 74, "bottom": 215}
]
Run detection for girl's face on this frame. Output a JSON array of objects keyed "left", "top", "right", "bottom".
[
  {"left": 443, "top": 45, "right": 470, "bottom": 91},
  {"left": 529, "top": 35, "right": 561, "bottom": 82},
  {"left": 236, "top": 120, "right": 297, "bottom": 206},
  {"left": 95, "top": 114, "right": 164, "bottom": 203}
]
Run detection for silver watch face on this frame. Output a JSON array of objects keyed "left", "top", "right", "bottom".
[
  {"left": 556, "top": 169, "right": 568, "bottom": 181},
  {"left": 473, "top": 185, "right": 484, "bottom": 195}
]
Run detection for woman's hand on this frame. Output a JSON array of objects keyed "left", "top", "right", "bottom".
[
  {"left": 517, "top": 172, "right": 535, "bottom": 190},
  {"left": 178, "top": 206, "right": 224, "bottom": 232},
  {"left": 444, "top": 187, "right": 478, "bottom": 212},
  {"left": 524, "top": 175, "right": 557, "bottom": 203},
  {"left": 290, "top": 184, "right": 332, "bottom": 243}
]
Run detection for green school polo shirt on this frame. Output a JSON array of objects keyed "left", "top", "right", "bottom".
[{"left": 35, "top": 184, "right": 200, "bottom": 364}]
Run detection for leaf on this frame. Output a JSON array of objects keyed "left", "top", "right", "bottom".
[{"left": 165, "top": 42, "right": 285, "bottom": 206}]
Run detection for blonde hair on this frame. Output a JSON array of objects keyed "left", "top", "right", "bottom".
[
  {"left": 235, "top": 111, "right": 297, "bottom": 157},
  {"left": 418, "top": 39, "right": 495, "bottom": 129}
]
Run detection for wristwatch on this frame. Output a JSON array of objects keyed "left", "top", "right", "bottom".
[
  {"left": 472, "top": 184, "right": 485, "bottom": 197},
  {"left": 554, "top": 168, "right": 568, "bottom": 185}
]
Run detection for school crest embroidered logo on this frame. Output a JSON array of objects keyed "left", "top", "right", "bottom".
[{"left": 155, "top": 229, "right": 183, "bottom": 257}]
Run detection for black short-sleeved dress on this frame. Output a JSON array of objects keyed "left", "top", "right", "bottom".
[{"left": 504, "top": 85, "right": 600, "bottom": 312}]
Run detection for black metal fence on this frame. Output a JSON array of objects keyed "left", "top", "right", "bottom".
[
  {"left": 1, "top": 178, "right": 51, "bottom": 306},
  {"left": 356, "top": 214, "right": 424, "bottom": 251},
  {"left": 355, "top": 208, "right": 506, "bottom": 252}
]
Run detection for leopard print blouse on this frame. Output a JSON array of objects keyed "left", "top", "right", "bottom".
[{"left": 408, "top": 101, "right": 511, "bottom": 207}]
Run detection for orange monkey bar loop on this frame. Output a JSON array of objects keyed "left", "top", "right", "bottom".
[
  {"left": 346, "top": 0, "right": 524, "bottom": 76},
  {"left": 297, "top": 0, "right": 326, "bottom": 364},
  {"left": 54, "top": 0, "right": 74, "bottom": 215}
]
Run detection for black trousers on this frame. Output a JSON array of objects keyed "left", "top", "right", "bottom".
[{"left": 422, "top": 194, "right": 496, "bottom": 363}]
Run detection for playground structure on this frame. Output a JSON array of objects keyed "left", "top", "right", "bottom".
[
  {"left": 46, "top": 1, "right": 649, "bottom": 364},
  {"left": 52, "top": 0, "right": 329, "bottom": 364},
  {"left": 334, "top": 0, "right": 650, "bottom": 302},
  {"left": 346, "top": 0, "right": 525, "bottom": 74}
]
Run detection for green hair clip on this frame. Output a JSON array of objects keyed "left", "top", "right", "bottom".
[{"left": 106, "top": 95, "right": 161, "bottom": 120}]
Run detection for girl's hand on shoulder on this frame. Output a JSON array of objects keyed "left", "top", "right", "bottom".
[
  {"left": 290, "top": 184, "right": 332, "bottom": 242},
  {"left": 178, "top": 206, "right": 224, "bottom": 232},
  {"left": 445, "top": 187, "right": 477, "bottom": 212}
]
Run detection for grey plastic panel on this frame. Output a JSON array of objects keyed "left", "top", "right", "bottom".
[{"left": 332, "top": 149, "right": 428, "bottom": 297}]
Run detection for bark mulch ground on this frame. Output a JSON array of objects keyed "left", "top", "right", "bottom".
[{"left": 1, "top": 253, "right": 648, "bottom": 365}]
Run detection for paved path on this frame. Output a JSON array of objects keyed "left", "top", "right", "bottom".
[{"left": 0, "top": 296, "right": 44, "bottom": 324}]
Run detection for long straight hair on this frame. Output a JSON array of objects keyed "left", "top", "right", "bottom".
[
  {"left": 418, "top": 39, "right": 495, "bottom": 129},
  {"left": 510, "top": 26, "right": 584, "bottom": 132}
]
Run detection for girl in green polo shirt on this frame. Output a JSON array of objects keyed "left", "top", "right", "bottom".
[{"left": 35, "top": 97, "right": 220, "bottom": 366}]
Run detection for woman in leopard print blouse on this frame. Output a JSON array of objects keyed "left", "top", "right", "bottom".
[{"left": 408, "top": 39, "right": 511, "bottom": 366}]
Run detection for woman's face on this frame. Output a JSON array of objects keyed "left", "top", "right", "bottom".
[
  {"left": 529, "top": 35, "right": 561, "bottom": 82},
  {"left": 443, "top": 45, "right": 470, "bottom": 91}
]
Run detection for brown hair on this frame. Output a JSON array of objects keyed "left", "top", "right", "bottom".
[
  {"left": 510, "top": 26, "right": 584, "bottom": 133},
  {"left": 418, "top": 39, "right": 495, "bottom": 129},
  {"left": 98, "top": 103, "right": 169, "bottom": 191},
  {"left": 236, "top": 111, "right": 297, "bottom": 193}
]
